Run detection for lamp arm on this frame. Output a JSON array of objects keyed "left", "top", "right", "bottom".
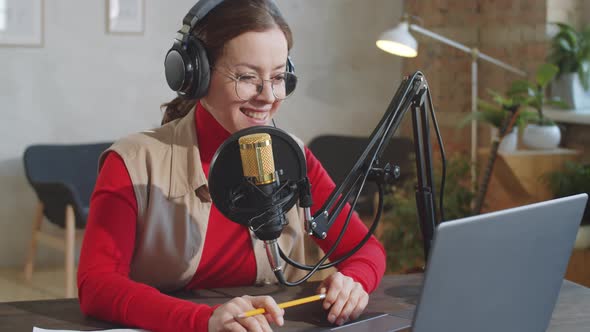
[
  {"left": 409, "top": 24, "right": 526, "bottom": 77},
  {"left": 409, "top": 24, "right": 472, "bottom": 53},
  {"left": 477, "top": 52, "right": 527, "bottom": 76}
]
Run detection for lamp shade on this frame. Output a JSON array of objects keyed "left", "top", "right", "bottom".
[{"left": 376, "top": 22, "right": 418, "bottom": 58}]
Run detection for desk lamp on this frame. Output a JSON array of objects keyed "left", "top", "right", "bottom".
[{"left": 377, "top": 16, "right": 527, "bottom": 184}]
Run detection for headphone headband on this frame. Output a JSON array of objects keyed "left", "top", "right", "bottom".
[
  {"left": 165, "top": 0, "right": 294, "bottom": 100},
  {"left": 183, "top": 0, "right": 225, "bottom": 31},
  {"left": 174, "top": 0, "right": 225, "bottom": 44},
  {"left": 179, "top": 0, "right": 283, "bottom": 40}
]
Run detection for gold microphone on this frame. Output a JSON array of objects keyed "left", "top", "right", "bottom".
[
  {"left": 239, "top": 133, "right": 277, "bottom": 185},
  {"left": 238, "top": 133, "right": 284, "bottom": 275}
]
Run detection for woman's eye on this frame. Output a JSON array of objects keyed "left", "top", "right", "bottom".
[
  {"left": 238, "top": 74, "right": 259, "bottom": 83},
  {"left": 273, "top": 74, "right": 286, "bottom": 81}
]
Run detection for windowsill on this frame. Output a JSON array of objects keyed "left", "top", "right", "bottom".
[
  {"left": 544, "top": 108, "right": 590, "bottom": 125},
  {"left": 480, "top": 147, "right": 579, "bottom": 156},
  {"left": 497, "top": 148, "right": 578, "bottom": 156}
]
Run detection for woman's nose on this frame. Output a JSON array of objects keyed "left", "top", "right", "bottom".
[{"left": 254, "top": 80, "right": 276, "bottom": 103}]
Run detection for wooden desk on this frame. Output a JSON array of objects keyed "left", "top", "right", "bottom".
[{"left": 1, "top": 274, "right": 589, "bottom": 331}]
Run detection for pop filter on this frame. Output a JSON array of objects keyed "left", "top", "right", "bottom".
[{"left": 208, "top": 126, "right": 307, "bottom": 226}]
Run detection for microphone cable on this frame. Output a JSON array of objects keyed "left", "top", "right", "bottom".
[
  {"left": 281, "top": 182, "right": 385, "bottom": 272},
  {"left": 275, "top": 173, "right": 380, "bottom": 286},
  {"left": 427, "top": 87, "right": 447, "bottom": 223}
]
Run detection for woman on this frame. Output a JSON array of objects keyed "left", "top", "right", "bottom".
[{"left": 77, "top": 0, "right": 386, "bottom": 331}]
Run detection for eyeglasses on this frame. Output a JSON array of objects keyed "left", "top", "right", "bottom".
[{"left": 216, "top": 69, "right": 298, "bottom": 101}]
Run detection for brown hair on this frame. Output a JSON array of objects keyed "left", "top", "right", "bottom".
[{"left": 160, "top": 0, "right": 293, "bottom": 125}]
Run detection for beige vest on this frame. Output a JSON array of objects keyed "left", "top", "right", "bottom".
[{"left": 99, "top": 109, "right": 307, "bottom": 292}]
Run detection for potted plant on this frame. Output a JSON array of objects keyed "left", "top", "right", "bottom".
[
  {"left": 463, "top": 90, "right": 536, "bottom": 152},
  {"left": 543, "top": 161, "right": 590, "bottom": 226},
  {"left": 381, "top": 156, "right": 475, "bottom": 273},
  {"left": 548, "top": 22, "right": 590, "bottom": 109},
  {"left": 543, "top": 161, "right": 590, "bottom": 262},
  {"left": 507, "top": 63, "right": 569, "bottom": 150}
]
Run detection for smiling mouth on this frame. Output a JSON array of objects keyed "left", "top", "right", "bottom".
[{"left": 241, "top": 109, "right": 268, "bottom": 120}]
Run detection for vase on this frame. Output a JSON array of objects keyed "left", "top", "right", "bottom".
[
  {"left": 522, "top": 124, "right": 561, "bottom": 150},
  {"left": 551, "top": 73, "right": 590, "bottom": 109},
  {"left": 490, "top": 127, "right": 518, "bottom": 153}
]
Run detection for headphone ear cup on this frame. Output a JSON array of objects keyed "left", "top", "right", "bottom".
[
  {"left": 187, "top": 37, "right": 211, "bottom": 100},
  {"left": 286, "top": 56, "right": 295, "bottom": 74},
  {"left": 165, "top": 41, "right": 193, "bottom": 95}
]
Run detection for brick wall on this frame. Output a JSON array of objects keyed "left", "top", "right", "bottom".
[
  {"left": 396, "top": 0, "right": 590, "bottom": 213},
  {"left": 397, "top": 0, "right": 590, "bottom": 213},
  {"left": 401, "top": 0, "right": 549, "bottom": 156}
]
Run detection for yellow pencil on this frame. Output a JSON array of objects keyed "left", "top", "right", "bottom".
[{"left": 236, "top": 293, "right": 326, "bottom": 319}]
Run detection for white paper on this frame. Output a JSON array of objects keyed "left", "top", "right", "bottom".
[{"left": 33, "top": 328, "right": 148, "bottom": 332}]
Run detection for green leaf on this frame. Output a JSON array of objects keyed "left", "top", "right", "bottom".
[
  {"left": 558, "top": 38, "right": 573, "bottom": 52},
  {"left": 489, "top": 90, "right": 521, "bottom": 109},
  {"left": 563, "top": 58, "right": 578, "bottom": 73},
  {"left": 517, "top": 110, "right": 539, "bottom": 127},
  {"left": 538, "top": 117, "right": 556, "bottom": 126},
  {"left": 543, "top": 161, "right": 590, "bottom": 199},
  {"left": 554, "top": 22, "right": 574, "bottom": 32},
  {"left": 486, "top": 89, "right": 506, "bottom": 103},
  {"left": 508, "top": 80, "right": 534, "bottom": 97},
  {"left": 477, "top": 99, "right": 499, "bottom": 112},
  {"left": 460, "top": 100, "right": 505, "bottom": 128},
  {"left": 546, "top": 99, "right": 571, "bottom": 109},
  {"left": 563, "top": 30, "right": 578, "bottom": 48},
  {"left": 536, "top": 63, "right": 559, "bottom": 87},
  {"left": 553, "top": 22, "right": 578, "bottom": 46}
]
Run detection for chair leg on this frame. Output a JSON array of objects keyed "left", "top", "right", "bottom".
[
  {"left": 24, "top": 202, "right": 44, "bottom": 282},
  {"left": 65, "top": 205, "right": 76, "bottom": 298}
]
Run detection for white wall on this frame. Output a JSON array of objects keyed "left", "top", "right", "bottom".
[{"left": 0, "top": 0, "right": 402, "bottom": 267}]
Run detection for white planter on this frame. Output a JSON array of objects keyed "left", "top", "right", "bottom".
[
  {"left": 490, "top": 127, "right": 518, "bottom": 153},
  {"left": 522, "top": 124, "right": 561, "bottom": 150},
  {"left": 551, "top": 73, "right": 590, "bottom": 109}
]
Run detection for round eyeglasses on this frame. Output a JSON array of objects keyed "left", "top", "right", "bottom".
[{"left": 218, "top": 70, "right": 298, "bottom": 101}]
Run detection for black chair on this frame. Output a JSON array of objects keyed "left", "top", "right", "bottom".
[
  {"left": 22, "top": 142, "right": 112, "bottom": 298},
  {"left": 307, "top": 135, "right": 414, "bottom": 217}
]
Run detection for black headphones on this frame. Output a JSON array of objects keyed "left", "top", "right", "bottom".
[{"left": 164, "top": 0, "right": 295, "bottom": 100}]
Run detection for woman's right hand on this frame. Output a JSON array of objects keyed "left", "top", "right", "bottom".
[{"left": 208, "top": 295, "right": 284, "bottom": 332}]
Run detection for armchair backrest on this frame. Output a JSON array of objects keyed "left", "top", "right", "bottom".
[
  {"left": 23, "top": 142, "right": 113, "bottom": 228},
  {"left": 308, "top": 135, "right": 414, "bottom": 216}
]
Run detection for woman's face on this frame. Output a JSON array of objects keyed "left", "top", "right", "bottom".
[{"left": 201, "top": 28, "right": 289, "bottom": 133}]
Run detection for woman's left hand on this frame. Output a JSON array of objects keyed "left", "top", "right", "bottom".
[{"left": 317, "top": 272, "right": 369, "bottom": 326}]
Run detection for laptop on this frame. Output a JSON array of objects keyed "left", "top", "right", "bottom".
[{"left": 331, "top": 194, "right": 588, "bottom": 332}]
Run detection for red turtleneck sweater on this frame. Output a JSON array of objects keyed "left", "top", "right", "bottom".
[{"left": 77, "top": 104, "right": 386, "bottom": 331}]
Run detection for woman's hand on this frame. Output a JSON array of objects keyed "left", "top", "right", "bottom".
[
  {"left": 208, "top": 295, "right": 284, "bottom": 332},
  {"left": 318, "top": 272, "right": 369, "bottom": 326}
]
